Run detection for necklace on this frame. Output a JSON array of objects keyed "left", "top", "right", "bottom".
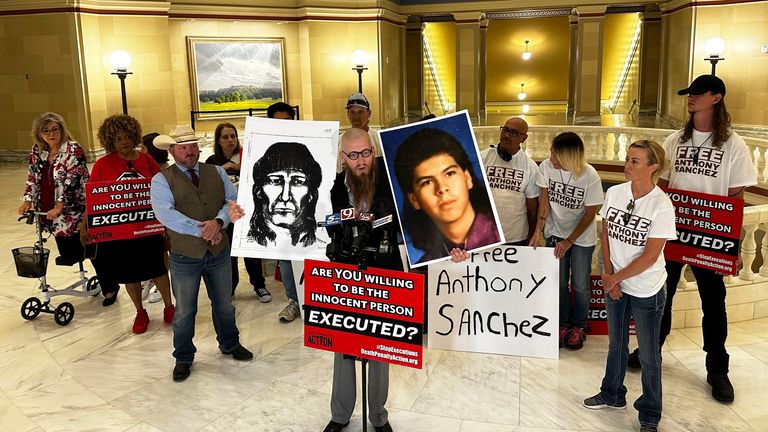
[
  {"left": 691, "top": 133, "right": 712, "bottom": 165},
  {"left": 558, "top": 168, "right": 573, "bottom": 185}
]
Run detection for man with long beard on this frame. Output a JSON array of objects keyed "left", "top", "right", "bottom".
[{"left": 323, "top": 128, "right": 401, "bottom": 432}]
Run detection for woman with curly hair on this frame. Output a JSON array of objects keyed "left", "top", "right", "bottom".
[{"left": 85, "top": 114, "right": 174, "bottom": 334}]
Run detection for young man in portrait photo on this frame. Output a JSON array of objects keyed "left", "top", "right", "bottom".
[
  {"left": 247, "top": 142, "right": 322, "bottom": 248},
  {"left": 394, "top": 128, "right": 501, "bottom": 263}
]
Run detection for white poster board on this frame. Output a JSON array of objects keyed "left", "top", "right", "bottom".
[
  {"left": 427, "top": 245, "right": 559, "bottom": 359},
  {"left": 232, "top": 117, "right": 338, "bottom": 261}
]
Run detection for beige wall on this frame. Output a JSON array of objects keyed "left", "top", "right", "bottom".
[
  {"left": 601, "top": 13, "right": 641, "bottom": 113},
  {"left": 638, "top": 15, "right": 661, "bottom": 113},
  {"left": 405, "top": 24, "right": 423, "bottom": 115},
  {"left": 486, "top": 17, "right": 570, "bottom": 102},
  {"left": 0, "top": 13, "right": 89, "bottom": 153},
  {"left": 422, "top": 22, "right": 456, "bottom": 115},
  {"left": 80, "top": 14, "right": 177, "bottom": 149},
  {"left": 575, "top": 18, "right": 604, "bottom": 116},
  {"left": 693, "top": 3, "right": 768, "bottom": 126}
]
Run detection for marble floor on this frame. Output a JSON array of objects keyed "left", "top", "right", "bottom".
[{"left": 2, "top": 161, "right": 768, "bottom": 432}]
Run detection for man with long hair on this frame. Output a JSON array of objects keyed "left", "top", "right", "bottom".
[
  {"left": 248, "top": 142, "right": 322, "bottom": 248},
  {"left": 323, "top": 128, "right": 401, "bottom": 432},
  {"left": 394, "top": 128, "right": 500, "bottom": 263},
  {"left": 628, "top": 75, "right": 756, "bottom": 403}
]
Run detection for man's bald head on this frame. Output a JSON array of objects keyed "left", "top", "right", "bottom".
[{"left": 498, "top": 116, "right": 529, "bottom": 155}]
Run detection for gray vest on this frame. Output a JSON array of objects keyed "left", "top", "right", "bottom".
[{"left": 161, "top": 164, "right": 229, "bottom": 258}]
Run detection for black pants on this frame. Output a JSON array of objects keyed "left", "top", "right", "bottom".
[
  {"left": 227, "top": 224, "right": 264, "bottom": 294},
  {"left": 660, "top": 260, "right": 729, "bottom": 374}
]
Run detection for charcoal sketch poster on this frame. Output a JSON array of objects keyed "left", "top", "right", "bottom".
[
  {"left": 378, "top": 110, "right": 505, "bottom": 268},
  {"left": 231, "top": 117, "right": 338, "bottom": 261}
]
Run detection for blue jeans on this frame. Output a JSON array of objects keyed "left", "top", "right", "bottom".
[
  {"left": 547, "top": 236, "right": 594, "bottom": 329},
  {"left": 600, "top": 287, "right": 666, "bottom": 428},
  {"left": 169, "top": 249, "right": 240, "bottom": 364},
  {"left": 278, "top": 260, "right": 297, "bottom": 302}
]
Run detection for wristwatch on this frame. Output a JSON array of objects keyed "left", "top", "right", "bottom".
[{"left": 215, "top": 218, "right": 224, "bottom": 227}]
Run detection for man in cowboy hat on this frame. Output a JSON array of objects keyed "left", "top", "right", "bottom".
[{"left": 150, "top": 125, "right": 253, "bottom": 382}]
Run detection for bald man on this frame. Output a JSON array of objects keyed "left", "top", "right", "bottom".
[{"left": 481, "top": 117, "right": 539, "bottom": 244}]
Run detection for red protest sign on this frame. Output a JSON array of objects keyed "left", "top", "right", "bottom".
[
  {"left": 85, "top": 179, "right": 164, "bottom": 243},
  {"left": 662, "top": 187, "right": 743, "bottom": 275},
  {"left": 303, "top": 259, "right": 424, "bottom": 369}
]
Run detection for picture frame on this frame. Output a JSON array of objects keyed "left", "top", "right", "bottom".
[{"left": 186, "top": 37, "right": 287, "bottom": 119}]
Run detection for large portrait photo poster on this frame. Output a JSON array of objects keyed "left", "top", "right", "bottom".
[
  {"left": 231, "top": 117, "right": 338, "bottom": 261},
  {"left": 378, "top": 111, "right": 505, "bottom": 268}
]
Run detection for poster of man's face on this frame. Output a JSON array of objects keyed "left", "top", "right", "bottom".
[
  {"left": 231, "top": 117, "right": 338, "bottom": 261},
  {"left": 378, "top": 111, "right": 505, "bottom": 268}
]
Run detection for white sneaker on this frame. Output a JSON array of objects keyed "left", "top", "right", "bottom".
[
  {"left": 148, "top": 287, "right": 162, "bottom": 304},
  {"left": 141, "top": 280, "right": 154, "bottom": 300},
  {"left": 278, "top": 299, "right": 300, "bottom": 322}
]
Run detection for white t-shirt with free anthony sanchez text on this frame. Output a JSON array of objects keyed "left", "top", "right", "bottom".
[
  {"left": 537, "top": 159, "right": 604, "bottom": 247},
  {"left": 482, "top": 146, "right": 540, "bottom": 243},
  {"left": 600, "top": 182, "right": 677, "bottom": 298},
  {"left": 660, "top": 129, "right": 757, "bottom": 196}
]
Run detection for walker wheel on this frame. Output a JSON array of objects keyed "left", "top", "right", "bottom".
[
  {"left": 21, "top": 297, "right": 42, "bottom": 320},
  {"left": 87, "top": 276, "right": 101, "bottom": 296},
  {"left": 54, "top": 302, "right": 75, "bottom": 326}
]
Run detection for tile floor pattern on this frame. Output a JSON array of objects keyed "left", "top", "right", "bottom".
[{"left": 1, "top": 162, "right": 767, "bottom": 432}]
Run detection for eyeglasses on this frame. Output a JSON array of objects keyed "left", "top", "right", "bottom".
[
  {"left": 41, "top": 127, "right": 60, "bottom": 135},
  {"left": 342, "top": 148, "right": 373, "bottom": 160},
  {"left": 621, "top": 199, "right": 635, "bottom": 224},
  {"left": 499, "top": 126, "right": 524, "bottom": 137}
]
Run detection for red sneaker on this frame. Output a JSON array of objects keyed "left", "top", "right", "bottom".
[
  {"left": 559, "top": 327, "right": 570, "bottom": 348},
  {"left": 163, "top": 305, "right": 175, "bottom": 324},
  {"left": 132, "top": 309, "right": 149, "bottom": 334},
  {"left": 566, "top": 327, "right": 586, "bottom": 350}
]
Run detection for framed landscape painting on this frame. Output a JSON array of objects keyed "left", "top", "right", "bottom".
[{"left": 187, "top": 37, "right": 286, "bottom": 117}]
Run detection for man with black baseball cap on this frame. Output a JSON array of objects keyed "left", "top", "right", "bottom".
[{"left": 627, "top": 75, "right": 756, "bottom": 404}]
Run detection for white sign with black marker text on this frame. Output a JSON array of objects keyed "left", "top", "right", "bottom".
[{"left": 427, "top": 245, "right": 559, "bottom": 359}]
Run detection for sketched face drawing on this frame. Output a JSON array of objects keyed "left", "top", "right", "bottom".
[
  {"left": 248, "top": 142, "right": 322, "bottom": 247},
  {"left": 263, "top": 169, "right": 309, "bottom": 227}
]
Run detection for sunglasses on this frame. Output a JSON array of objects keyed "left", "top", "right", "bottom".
[
  {"left": 499, "top": 126, "right": 524, "bottom": 137},
  {"left": 342, "top": 148, "right": 373, "bottom": 160},
  {"left": 621, "top": 199, "right": 635, "bottom": 224}
]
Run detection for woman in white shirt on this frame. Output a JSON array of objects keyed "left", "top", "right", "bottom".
[
  {"left": 583, "top": 140, "right": 677, "bottom": 432},
  {"left": 530, "top": 132, "right": 603, "bottom": 350}
]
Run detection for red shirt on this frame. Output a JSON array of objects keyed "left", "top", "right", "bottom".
[{"left": 90, "top": 152, "right": 160, "bottom": 182}]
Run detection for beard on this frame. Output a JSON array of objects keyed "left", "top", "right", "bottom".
[{"left": 346, "top": 162, "right": 377, "bottom": 212}]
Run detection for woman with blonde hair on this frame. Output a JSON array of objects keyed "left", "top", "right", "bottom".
[
  {"left": 583, "top": 140, "right": 676, "bottom": 432},
  {"left": 530, "top": 131, "right": 604, "bottom": 349}
]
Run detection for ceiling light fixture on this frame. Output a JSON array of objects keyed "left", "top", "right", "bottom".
[{"left": 522, "top": 40, "right": 532, "bottom": 61}]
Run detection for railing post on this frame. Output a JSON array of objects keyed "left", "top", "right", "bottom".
[{"left": 739, "top": 223, "right": 758, "bottom": 281}]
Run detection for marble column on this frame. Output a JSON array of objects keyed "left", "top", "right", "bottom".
[
  {"left": 406, "top": 21, "right": 424, "bottom": 118},
  {"left": 566, "top": 13, "right": 579, "bottom": 117},
  {"left": 454, "top": 12, "right": 484, "bottom": 120},
  {"left": 638, "top": 9, "right": 662, "bottom": 115},
  {"left": 574, "top": 5, "right": 607, "bottom": 118}
]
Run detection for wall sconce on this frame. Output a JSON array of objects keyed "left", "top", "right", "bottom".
[
  {"left": 518, "top": 83, "right": 527, "bottom": 100},
  {"left": 704, "top": 37, "right": 725, "bottom": 75},
  {"left": 522, "top": 40, "right": 532, "bottom": 61},
  {"left": 110, "top": 50, "right": 133, "bottom": 115},
  {"left": 351, "top": 49, "right": 369, "bottom": 93}
]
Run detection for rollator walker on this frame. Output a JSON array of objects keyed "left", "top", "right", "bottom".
[{"left": 12, "top": 211, "right": 101, "bottom": 325}]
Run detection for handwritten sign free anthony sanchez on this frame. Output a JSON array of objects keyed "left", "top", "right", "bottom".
[
  {"left": 662, "top": 187, "right": 744, "bottom": 275},
  {"left": 86, "top": 179, "right": 164, "bottom": 243},
  {"left": 303, "top": 259, "right": 425, "bottom": 369},
  {"left": 427, "top": 246, "right": 559, "bottom": 360}
]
